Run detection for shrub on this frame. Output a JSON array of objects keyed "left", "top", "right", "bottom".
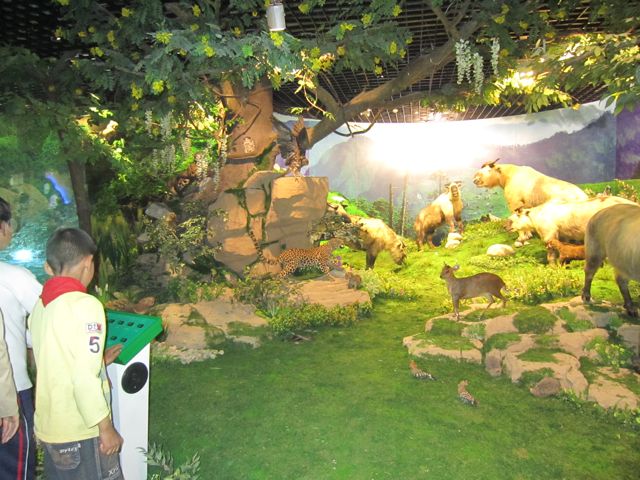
[
  {"left": 506, "top": 267, "right": 582, "bottom": 304},
  {"left": 359, "top": 269, "right": 417, "bottom": 300},
  {"left": 585, "top": 337, "right": 634, "bottom": 372},
  {"left": 234, "top": 277, "right": 301, "bottom": 317},
  {"left": 144, "top": 443, "right": 200, "bottom": 479},
  {"left": 513, "top": 307, "right": 557, "bottom": 334},
  {"left": 165, "top": 277, "right": 224, "bottom": 303},
  {"left": 268, "top": 302, "right": 370, "bottom": 335}
]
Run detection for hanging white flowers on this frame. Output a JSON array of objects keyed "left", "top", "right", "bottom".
[
  {"left": 491, "top": 37, "right": 500, "bottom": 76},
  {"left": 455, "top": 39, "right": 472, "bottom": 84},
  {"left": 473, "top": 52, "right": 484, "bottom": 94}
]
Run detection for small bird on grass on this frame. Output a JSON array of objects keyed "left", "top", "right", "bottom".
[
  {"left": 458, "top": 380, "right": 478, "bottom": 406},
  {"left": 409, "top": 360, "right": 436, "bottom": 380}
]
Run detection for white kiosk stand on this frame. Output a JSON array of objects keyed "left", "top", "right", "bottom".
[
  {"left": 107, "top": 345, "right": 151, "bottom": 480},
  {"left": 106, "top": 310, "right": 162, "bottom": 480}
]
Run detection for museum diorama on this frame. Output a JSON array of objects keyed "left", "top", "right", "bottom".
[{"left": 1, "top": 0, "right": 639, "bottom": 478}]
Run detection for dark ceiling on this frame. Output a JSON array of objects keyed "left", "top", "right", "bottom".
[{"left": 0, "top": 0, "right": 608, "bottom": 123}]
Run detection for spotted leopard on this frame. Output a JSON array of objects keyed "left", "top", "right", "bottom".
[{"left": 248, "top": 231, "right": 343, "bottom": 277}]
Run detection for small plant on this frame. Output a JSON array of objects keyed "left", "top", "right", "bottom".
[
  {"left": 557, "top": 306, "right": 593, "bottom": 332},
  {"left": 585, "top": 337, "right": 633, "bottom": 372},
  {"left": 359, "top": 269, "right": 417, "bottom": 300},
  {"left": 483, "top": 332, "right": 521, "bottom": 352},
  {"left": 519, "top": 368, "right": 555, "bottom": 388},
  {"left": 464, "top": 323, "right": 486, "bottom": 341},
  {"left": 143, "top": 443, "right": 201, "bottom": 479},
  {"left": 234, "top": 276, "right": 301, "bottom": 317},
  {"left": 165, "top": 277, "right": 223, "bottom": 303},
  {"left": 513, "top": 307, "right": 557, "bottom": 334}
]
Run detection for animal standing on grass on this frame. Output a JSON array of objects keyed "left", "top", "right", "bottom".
[
  {"left": 409, "top": 360, "right": 436, "bottom": 380},
  {"left": 440, "top": 264, "right": 507, "bottom": 320},
  {"left": 458, "top": 380, "right": 478, "bottom": 406},
  {"left": 545, "top": 239, "right": 585, "bottom": 266},
  {"left": 414, "top": 182, "right": 464, "bottom": 249},
  {"left": 473, "top": 158, "right": 587, "bottom": 212},
  {"left": 582, "top": 203, "right": 640, "bottom": 317}
]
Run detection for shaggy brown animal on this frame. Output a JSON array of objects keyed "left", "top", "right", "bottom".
[{"left": 545, "top": 239, "right": 586, "bottom": 265}]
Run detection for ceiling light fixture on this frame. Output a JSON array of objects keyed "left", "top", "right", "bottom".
[{"left": 266, "top": 0, "right": 286, "bottom": 32}]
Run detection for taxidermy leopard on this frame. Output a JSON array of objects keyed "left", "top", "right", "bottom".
[{"left": 248, "top": 230, "right": 343, "bottom": 277}]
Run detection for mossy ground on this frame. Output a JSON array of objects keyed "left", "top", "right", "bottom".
[{"left": 149, "top": 220, "right": 640, "bottom": 479}]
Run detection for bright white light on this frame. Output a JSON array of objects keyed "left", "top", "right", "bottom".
[{"left": 12, "top": 249, "right": 33, "bottom": 262}]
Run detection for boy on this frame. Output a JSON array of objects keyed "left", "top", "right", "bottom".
[
  {"left": 0, "top": 196, "right": 42, "bottom": 479},
  {"left": 29, "top": 227, "right": 124, "bottom": 480}
]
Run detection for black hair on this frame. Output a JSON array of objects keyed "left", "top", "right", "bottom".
[
  {"left": 46, "top": 227, "right": 97, "bottom": 274},
  {"left": 0, "top": 197, "right": 11, "bottom": 224}
]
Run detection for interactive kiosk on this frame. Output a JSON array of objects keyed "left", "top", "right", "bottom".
[{"left": 106, "top": 310, "right": 163, "bottom": 480}]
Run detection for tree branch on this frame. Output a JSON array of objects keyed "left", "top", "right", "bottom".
[
  {"left": 303, "top": 19, "right": 481, "bottom": 148},
  {"left": 428, "top": 0, "right": 459, "bottom": 39}
]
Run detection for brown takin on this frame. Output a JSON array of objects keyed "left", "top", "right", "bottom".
[
  {"left": 414, "top": 182, "right": 464, "bottom": 249},
  {"left": 582, "top": 204, "right": 640, "bottom": 317},
  {"left": 545, "top": 239, "right": 585, "bottom": 266},
  {"left": 473, "top": 158, "right": 587, "bottom": 212},
  {"left": 439, "top": 264, "right": 507, "bottom": 320}
]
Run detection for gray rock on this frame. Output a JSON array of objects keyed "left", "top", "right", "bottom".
[{"left": 530, "top": 377, "right": 561, "bottom": 397}]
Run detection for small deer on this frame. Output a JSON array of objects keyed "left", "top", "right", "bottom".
[{"left": 439, "top": 264, "right": 507, "bottom": 320}]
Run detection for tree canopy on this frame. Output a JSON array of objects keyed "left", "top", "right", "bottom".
[{"left": 41, "top": 0, "right": 639, "bottom": 148}]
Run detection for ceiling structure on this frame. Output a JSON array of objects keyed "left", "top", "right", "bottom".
[{"left": 0, "top": 0, "right": 608, "bottom": 123}]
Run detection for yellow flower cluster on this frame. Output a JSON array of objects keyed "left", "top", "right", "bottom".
[
  {"left": 361, "top": 13, "right": 372, "bottom": 26},
  {"left": 392, "top": 5, "right": 402, "bottom": 16},
  {"left": 192, "top": 5, "right": 201, "bottom": 17},
  {"left": 151, "top": 80, "right": 165, "bottom": 95},
  {"left": 155, "top": 31, "right": 173, "bottom": 45},
  {"left": 204, "top": 45, "right": 215, "bottom": 57},
  {"left": 121, "top": 7, "right": 132, "bottom": 17},
  {"left": 374, "top": 66, "right": 383, "bottom": 75},
  {"left": 337, "top": 45, "right": 346, "bottom": 56},
  {"left": 56, "top": 0, "right": 69, "bottom": 6},
  {"left": 270, "top": 32, "right": 284, "bottom": 47},
  {"left": 131, "top": 83, "right": 143, "bottom": 100},
  {"left": 389, "top": 41, "right": 397, "bottom": 54},
  {"left": 90, "top": 46, "right": 104, "bottom": 57}
]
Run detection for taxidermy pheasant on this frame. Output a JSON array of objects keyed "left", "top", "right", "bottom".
[
  {"left": 273, "top": 116, "right": 309, "bottom": 176},
  {"left": 458, "top": 380, "right": 478, "bottom": 406},
  {"left": 409, "top": 360, "right": 436, "bottom": 380}
]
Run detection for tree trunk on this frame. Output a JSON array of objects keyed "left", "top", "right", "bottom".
[{"left": 67, "top": 159, "right": 92, "bottom": 236}]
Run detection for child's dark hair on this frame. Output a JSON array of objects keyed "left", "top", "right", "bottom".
[
  {"left": 46, "top": 227, "right": 97, "bottom": 274},
  {"left": 0, "top": 197, "right": 11, "bottom": 223}
]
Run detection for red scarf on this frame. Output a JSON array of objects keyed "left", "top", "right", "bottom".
[{"left": 41, "top": 277, "right": 87, "bottom": 306}]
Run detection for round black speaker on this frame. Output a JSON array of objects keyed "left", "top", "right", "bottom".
[{"left": 120, "top": 362, "right": 149, "bottom": 394}]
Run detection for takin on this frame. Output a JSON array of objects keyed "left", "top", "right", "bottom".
[
  {"left": 473, "top": 158, "right": 587, "bottom": 212},
  {"left": 353, "top": 217, "right": 407, "bottom": 269},
  {"left": 439, "top": 264, "right": 507, "bottom": 320},
  {"left": 505, "top": 196, "right": 636, "bottom": 263},
  {"left": 582, "top": 203, "right": 640, "bottom": 317},
  {"left": 414, "top": 182, "right": 464, "bottom": 249},
  {"left": 545, "top": 239, "right": 586, "bottom": 266}
]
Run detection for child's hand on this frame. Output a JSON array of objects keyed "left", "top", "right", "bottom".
[
  {"left": 98, "top": 418, "right": 123, "bottom": 456},
  {"left": 104, "top": 344, "right": 123, "bottom": 366},
  {"left": 1, "top": 415, "right": 19, "bottom": 443}
]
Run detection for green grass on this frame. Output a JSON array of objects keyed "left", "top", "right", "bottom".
[
  {"left": 484, "top": 332, "right": 522, "bottom": 352},
  {"left": 518, "top": 347, "right": 564, "bottom": 363},
  {"left": 149, "top": 222, "right": 640, "bottom": 479},
  {"left": 514, "top": 307, "right": 558, "bottom": 334}
]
